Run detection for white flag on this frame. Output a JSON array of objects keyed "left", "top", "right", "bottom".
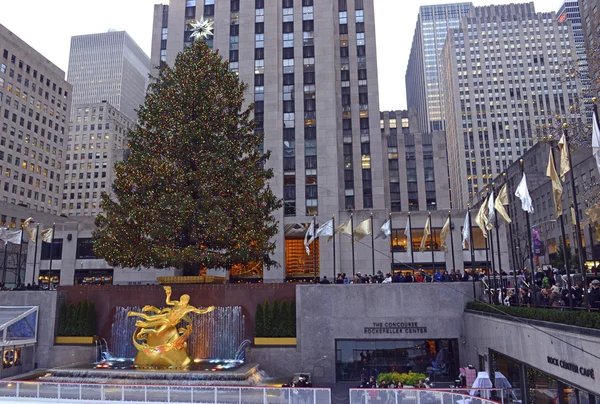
[
  {"left": 593, "top": 110, "right": 600, "bottom": 176},
  {"left": 304, "top": 221, "right": 315, "bottom": 255},
  {"left": 486, "top": 190, "right": 495, "bottom": 230},
  {"left": 1, "top": 229, "right": 22, "bottom": 244},
  {"left": 515, "top": 173, "right": 534, "bottom": 214},
  {"left": 41, "top": 227, "right": 54, "bottom": 243},
  {"left": 375, "top": 220, "right": 391, "bottom": 240},
  {"left": 404, "top": 217, "right": 412, "bottom": 253},
  {"left": 462, "top": 211, "right": 470, "bottom": 249},
  {"left": 315, "top": 219, "right": 334, "bottom": 238}
]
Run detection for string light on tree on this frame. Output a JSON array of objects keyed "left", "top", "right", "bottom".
[{"left": 93, "top": 33, "right": 281, "bottom": 276}]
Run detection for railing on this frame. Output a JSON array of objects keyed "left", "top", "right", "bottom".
[
  {"left": 0, "top": 381, "right": 331, "bottom": 403},
  {"left": 349, "top": 388, "right": 510, "bottom": 404}
]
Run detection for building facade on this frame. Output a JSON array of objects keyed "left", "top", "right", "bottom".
[
  {"left": 440, "top": 3, "right": 580, "bottom": 209},
  {"left": 405, "top": 3, "right": 472, "bottom": 134},
  {"left": 578, "top": 0, "right": 600, "bottom": 61},
  {"left": 0, "top": 24, "right": 71, "bottom": 215},
  {"left": 150, "top": 0, "right": 388, "bottom": 281},
  {"left": 62, "top": 101, "right": 134, "bottom": 217},
  {"left": 67, "top": 31, "right": 150, "bottom": 122},
  {"left": 499, "top": 142, "right": 599, "bottom": 272}
]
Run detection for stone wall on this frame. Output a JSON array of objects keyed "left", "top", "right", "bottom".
[
  {"left": 294, "top": 283, "right": 476, "bottom": 383},
  {"left": 463, "top": 311, "right": 600, "bottom": 394},
  {"left": 0, "top": 291, "right": 57, "bottom": 369}
]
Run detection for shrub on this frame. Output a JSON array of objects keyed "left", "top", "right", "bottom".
[
  {"left": 271, "top": 300, "right": 280, "bottom": 337},
  {"left": 57, "top": 300, "right": 97, "bottom": 337},
  {"left": 57, "top": 303, "right": 68, "bottom": 336},
  {"left": 278, "top": 301, "right": 289, "bottom": 337},
  {"left": 254, "top": 303, "right": 265, "bottom": 337},
  {"left": 263, "top": 300, "right": 272, "bottom": 337},
  {"left": 466, "top": 301, "right": 600, "bottom": 330},
  {"left": 378, "top": 372, "right": 426, "bottom": 387}
]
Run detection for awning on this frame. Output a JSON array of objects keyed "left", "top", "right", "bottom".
[{"left": 0, "top": 306, "right": 38, "bottom": 348}]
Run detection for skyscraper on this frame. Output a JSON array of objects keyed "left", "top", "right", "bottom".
[
  {"left": 440, "top": 3, "right": 579, "bottom": 208},
  {"left": 67, "top": 31, "right": 150, "bottom": 122},
  {"left": 0, "top": 23, "right": 72, "bottom": 215},
  {"left": 405, "top": 3, "right": 472, "bottom": 133},
  {"left": 151, "top": 0, "right": 387, "bottom": 281},
  {"left": 557, "top": 1, "right": 591, "bottom": 94},
  {"left": 62, "top": 101, "right": 134, "bottom": 217},
  {"left": 578, "top": 0, "right": 600, "bottom": 58}
]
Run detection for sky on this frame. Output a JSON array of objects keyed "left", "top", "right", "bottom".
[{"left": 0, "top": 0, "right": 566, "bottom": 111}]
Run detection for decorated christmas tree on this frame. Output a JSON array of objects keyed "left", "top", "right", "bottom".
[{"left": 94, "top": 21, "right": 281, "bottom": 276}]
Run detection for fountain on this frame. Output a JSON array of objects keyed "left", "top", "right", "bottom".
[{"left": 42, "top": 288, "right": 266, "bottom": 385}]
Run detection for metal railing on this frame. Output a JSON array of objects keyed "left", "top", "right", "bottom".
[
  {"left": 0, "top": 381, "right": 331, "bottom": 403},
  {"left": 349, "top": 388, "right": 509, "bottom": 404}
]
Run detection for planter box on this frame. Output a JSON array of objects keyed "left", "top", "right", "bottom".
[
  {"left": 55, "top": 336, "right": 98, "bottom": 345},
  {"left": 254, "top": 337, "right": 297, "bottom": 346}
]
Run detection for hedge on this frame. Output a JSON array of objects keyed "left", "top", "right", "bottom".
[
  {"left": 57, "top": 300, "right": 97, "bottom": 336},
  {"left": 466, "top": 301, "right": 600, "bottom": 330},
  {"left": 377, "top": 372, "right": 427, "bottom": 386},
  {"left": 254, "top": 299, "right": 296, "bottom": 337}
]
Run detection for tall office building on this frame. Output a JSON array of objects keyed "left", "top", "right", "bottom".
[
  {"left": 67, "top": 31, "right": 150, "bottom": 122},
  {"left": 151, "top": 0, "right": 387, "bottom": 281},
  {"left": 578, "top": 0, "right": 600, "bottom": 56},
  {"left": 558, "top": 1, "right": 591, "bottom": 95},
  {"left": 405, "top": 3, "right": 472, "bottom": 133},
  {"left": 380, "top": 110, "right": 449, "bottom": 212},
  {"left": 0, "top": 24, "right": 71, "bottom": 216},
  {"left": 440, "top": 3, "right": 580, "bottom": 208},
  {"left": 62, "top": 101, "right": 134, "bottom": 217}
]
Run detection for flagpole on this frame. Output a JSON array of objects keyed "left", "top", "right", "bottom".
[
  {"left": 521, "top": 159, "right": 537, "bottom": 307},
  {"left": 489, "top": 227, "right": 497, "bottom": 303},
  {"left": 552, "top": 145, "right": 574, "bottom": 308},
  {"left": 587, "top": 201, "right": 597, "bottom": 271},
  {"left": 350, "top": 213, "right": 355, "bottom": 277},
  {"left": 482, "top": 193, "right": 492, "bottom": 304},
  {"left": 332, "top": 215, "right": 336, "bottom": 280},
  {"left": 48, "top": 223, "right": 56, "bottom": 289},
  {"left": 508, "top": 218, "right": 520, "bottom": 306},
  {"left": 370, "top": 213, "right": 375, "bottom": 276},
  {"left": 389, "top": 213, "right": 394, "bottom": 274},
  {"left": 449, "top": 211, "right": 456, "bottom": 272},
  {"left": 17, "top": 229, "right": 23, "bottom": 286},
  {"left": 1, "top": 241, "right": 7, "bottom": 285},
  {"left": 493, "top": 182, "right": 503, "bottom": 297},
  {"left": 429, "top": 212, "right": 434, "bottom": 276},
  {"left": 31, "top": 224, "right": 39, "bottom": 285},
  {"left": 313, "top": 215, "right": 317, "bottom": 282},
  {"left": 563, "top": 125, "right": 587, "bottom": 291},
  {"left": 467, "top": 205, "right": 477, "bottom": 299},
  {"left": 408, "top": 212, "right": 414, "bottom": 266}
]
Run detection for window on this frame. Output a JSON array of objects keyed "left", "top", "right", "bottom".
[
  {"left": 41, "top": 238, "right": 63, "bottom": 260},
  {"left": 76, "top": 238, "right": 98, "bottom": 259}
]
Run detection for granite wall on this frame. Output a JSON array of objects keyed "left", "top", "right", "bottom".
[{"left": 463, "top": 311, "right": 600, "bottom": 394}]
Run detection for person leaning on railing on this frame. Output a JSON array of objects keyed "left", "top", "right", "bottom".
[{"left": 588, "top": 279, "right": 600, "bottom": 310}]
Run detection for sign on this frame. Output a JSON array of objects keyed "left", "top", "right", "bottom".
[
  {"left": 547, "top": 356, "right": 595, "bottom": 380},
  {"left": 364, "top": 322, "right": 428, "bottom": 335},
  {"left": 558, "top": 12, "right": 567, "bottom": 23}
]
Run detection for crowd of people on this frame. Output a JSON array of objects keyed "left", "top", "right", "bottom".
[
  {"left": 0, "top": 282, "right": 49, "bottom": 291},
  {"left": 320, "top": 267, "right": 600, "bottom": 310}
]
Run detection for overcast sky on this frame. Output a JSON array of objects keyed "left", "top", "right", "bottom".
[{"left": 1, "top": 0, "right": 565, "bottom": 111}]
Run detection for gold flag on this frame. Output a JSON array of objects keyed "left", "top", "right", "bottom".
[
  {"left": 439, "top": 216, "right": 451, "bottom": 252},
  {"left": 23, "top": 217, "right": 37, "bottom": 242},
  {"left": 419, "top": 217, "right": 431, "bottom": 253},
  {"left": 41, "top": 227, "right": 54, "bottom": 243},
  {"left": 587, "top": 203, "right": 600, "bottom": 242},
  {"left": 475, "top": 196, "right": 489, "bottom": 238},
  {"left": 558, "top": 134, "right": 570, "bottom": 178},
  {"left": 353, "top": 219, "right": 372, "bottom": 244},
  {"left": 328, "top": 218, "right": 351, "bottom": 242},
  {"left": 545, "top": 149, "right": 563, "bottom": 219},
  {"left": 494, "top": 184, "right": 512, "bottom": 223}
]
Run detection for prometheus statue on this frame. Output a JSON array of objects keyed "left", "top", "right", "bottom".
[{"left": 127, "top": 286, "right": 215, "bottom": 368}]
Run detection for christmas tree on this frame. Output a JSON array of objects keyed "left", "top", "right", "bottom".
[{"left": 94, "top": 24, "right": 281, "bottom": 275}]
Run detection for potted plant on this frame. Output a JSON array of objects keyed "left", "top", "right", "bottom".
[
  {"left": 55, "top": 300, "right": 98, "bottom": 344},
  {"left": 253, "top": 299, "right": 297, "bottom": 346}
]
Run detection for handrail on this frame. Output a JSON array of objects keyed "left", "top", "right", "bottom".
[
  {"left": 0, "top": 381, "right": 331, "bottom": 404},
  {"left": 349, "top": 387, "right": 508, "bottom": 404}
]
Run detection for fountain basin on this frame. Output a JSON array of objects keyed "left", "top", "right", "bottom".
[{"left": 41, "top": 362, "right": 263, "bottom": 386}]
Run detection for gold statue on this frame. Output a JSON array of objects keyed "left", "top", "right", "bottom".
[{"left": 127, "top": 286, "right": 215, "bottom": 368}]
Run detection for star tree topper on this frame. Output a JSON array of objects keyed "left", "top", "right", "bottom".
[{"left": 190, "top": 18, "right": 214, "bottom": 42}]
